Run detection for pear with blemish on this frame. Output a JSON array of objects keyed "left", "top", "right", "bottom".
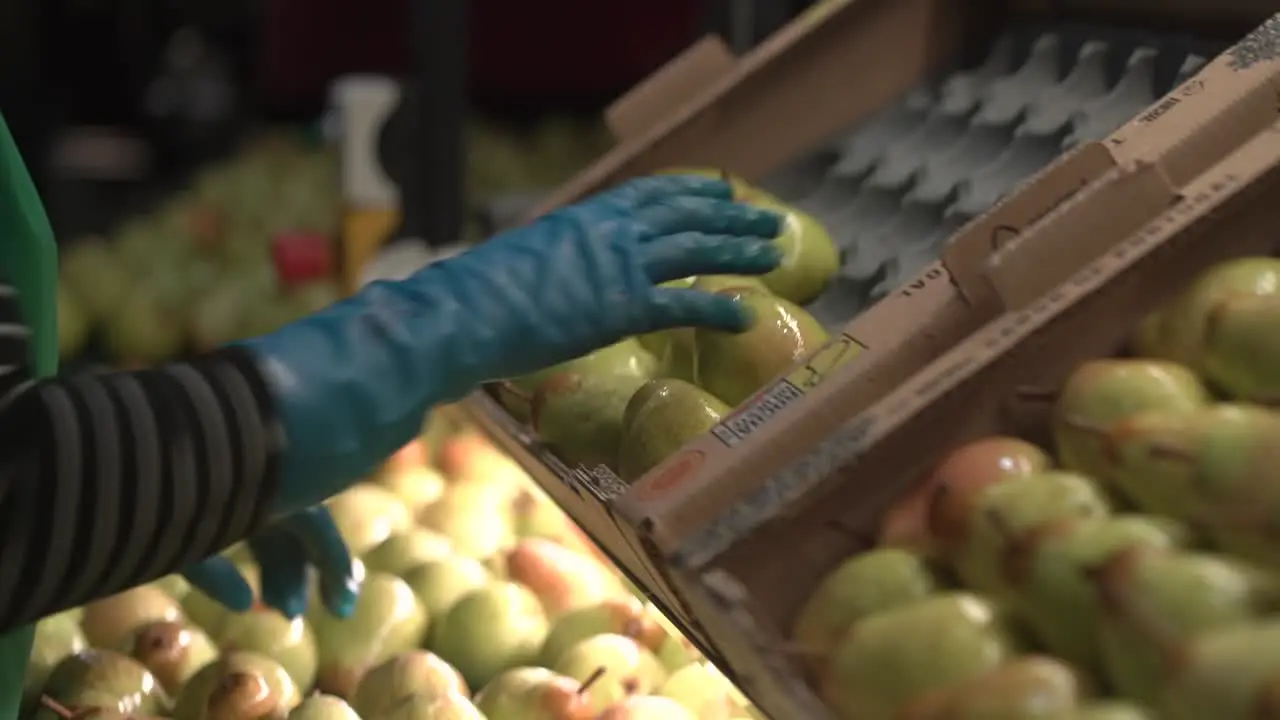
[
  {"left": 351, "top": 651, "right": 469, "bottom": 718},
  {"left": 326, "top": 483, "right": 415, "bottom": 555},
  {"left": 902, "top": 655, "right": 1084, "bottom": 719},
  {"left": 617, "top": 378, "right": 730, "bottom": 483},
  {"left": 501, "top": 538, "right": 624, "bottom": 619},
  {"left": 918, "top": 436, "right": 1052, "bottom": 558},
  {"left": 124, "top": 620, "right": 218, "bottom": 697},
  {"left": 695, "top": 289, "right": 830, "bottom": 406},
  {"left": 473, "top": 667, "right": 596, "bottom": 720},
  {"left": 309, "top": 571, "right": 429, "bottom": 697},
  {"left": 1159, "top": 619, "right": 1280, "bottom": 720},
  {"left": 173, "top": 651, "right": 299, "bottom": 719},
  {"left": 819, "top": 592, "right": 1015, "bottom": 720},
  {"left": 498, "top": 339, "right": 658, "bottom": 424},
  {"left": 35, "top": 649, "right": 169, "bottom": 720},
  {"left": 1103, "top": 410, "right": 1209, "bottom": 518},
  {"left": 532, "top": 372, "right": 650, "bottom": 472},
  {"left": 1094, "top": 547, "right": 1280, "bottom": 706},
  {"left": 659, "top": 661, "right": 749, "bottom": 720},
  {"left": 403, "top": 556, "right": 492, "bottom": 624},
  {"left": 1052, "top": 359, "right": 1208, "bottom": 484},
  {"left": 552, "top": 634, "right": 667, "bottom": 711},
  {"left": 540, "top": 597, "right": 666, "bottom": 667},
  {"left": 947, "top": 470, "right": 1111, "bottom": 599},
  {"left": 1148, "top": 256, "right": 1280, "bottom": 365},
  {"left": 217, "top": 609, "right": 318, "bottom": 691},
  {"left": 790, "top": 548, "right": 938, "bottom": 677},
  {"left": 81, "top": 585, "right": 184, "bottom": 650},
  {"left": 1011, "top": 515, "right": 1187, "bottom": 670}
]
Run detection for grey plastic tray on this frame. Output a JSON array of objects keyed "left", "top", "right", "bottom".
[{"left": 761, "top": 23, "right": 1227, "bottom": 329}]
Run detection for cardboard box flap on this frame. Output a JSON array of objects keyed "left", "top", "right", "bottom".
[
  {"left": 604, "top": 36, "right": 738, "bottom": 144},
  {"left": 985, "top": 160, "right": 1181, "bottom": 310},
  {"left": 940, "top": 141, "right": 1118, "bottom": 307}
]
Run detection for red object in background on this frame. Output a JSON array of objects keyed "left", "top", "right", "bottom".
[
  {"left": 260, "top": 0, "right": 704, "bottom": 106},
  {"left": 273, "top": 232, "right": 336, "bottom": 286}
]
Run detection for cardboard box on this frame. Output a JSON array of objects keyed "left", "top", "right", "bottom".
[
  {"left": 465, "top": 0, "right": 1280, "bottom": 662},
  {"left": 659, "top": 73, "right": 1280, "bottom": 720}
]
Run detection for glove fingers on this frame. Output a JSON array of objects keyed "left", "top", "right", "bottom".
[
  {"left": 634, "top": 197, "right": 781, "bottom": 239},
  {"left": 250, "top": 529, "right": 311, "bottom": 619},
  {"left": 282, "top": 507, "right": 360, "bottom": 619},
  {"left": 641, "top": 287, "right": 754, "bottom": 334},
  {"left": 642, "top": 232, "right": 781, "bottom": 284},
  {"left": 181, "top": 556, "right": 255, "bottom": 613},
  {"left": 599, "top": 175, "right": 733, "bottom": 209}
]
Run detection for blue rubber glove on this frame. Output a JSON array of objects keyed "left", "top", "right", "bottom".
[
  {"left": 239, "top": 174, "right": 781, "bottom": 517},
  {"left": 181, "top": 506, "right": 358, "bottom": 619}
]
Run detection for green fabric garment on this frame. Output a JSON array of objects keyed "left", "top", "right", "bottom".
[{"left": 0, "top": 112, "right": 59, "bottom": 718}]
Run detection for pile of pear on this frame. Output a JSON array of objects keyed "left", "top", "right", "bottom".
[
  {"left": 494, "top": 169, "right": 842, "bottom": 483},
  {"left": 785, "top": 256, "right": 1280, "bottom": 720},
  {"left": 23, "top": 421, "right": 769, "bottom": 719}
]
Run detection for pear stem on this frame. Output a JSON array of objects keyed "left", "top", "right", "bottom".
[
  {"left": 39, "top": 697, "right": 74, "bottom": 719},
  {"left": 578, "top": 667, "right": 607, "bottom": 695}
]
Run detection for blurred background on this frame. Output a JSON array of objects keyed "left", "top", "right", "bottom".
[{"left": 0, "top": 0, "right": 816, "bottom": 370}]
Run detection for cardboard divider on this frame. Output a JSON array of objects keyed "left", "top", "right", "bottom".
[
  {"left": 681, "top": 117, "right": 1280, "bottom": 720},
  {"left": 603, "top": 36, "right": 737, "bottom": 144}
]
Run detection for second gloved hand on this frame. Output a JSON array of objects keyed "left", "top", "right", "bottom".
[
  {"left": 241, "top": 174, "right": 782, "bottom": 515},
  {"left": 181, "top": 505, "right": 358, "bottom": 620}
]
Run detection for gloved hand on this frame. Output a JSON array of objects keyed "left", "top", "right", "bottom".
[
  {"left": 181, "top": 506, "right": 358, "bottom": 619},
  {"left": 240, "top": 174, "right": 782, "bottom": 516}
]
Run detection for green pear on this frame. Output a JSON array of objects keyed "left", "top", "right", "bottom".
[
  {"left": 501, "top": 537, "right": 625, "bottom": 619},
  {"left": 1094, "top": 547, "right": 1280, "bottom": 705},
  {"left": 1073, "top": 702, "right": 1155, "bottom": 720},
  {"left": 1151, "top": 256, "right": 1280, "bottom": 365},
  {"left": 174, "top": 651, "right": 299, "bottom": 719},
  {"left": 25, "top": 611, "right": 87, "bottom": 709},
  {"left": 540, "top": 597, "right": 666, "bottom": 667},
  {"left": 182, "top": 557, "right": 260, "bottom": 637},
  {"left": 1012, "top": 515, "right": 1187, "bottom": 670},
  {"left": 690, "top": 275, "right": 770, "bottom": 295},
  {"left": 1201, "top": 294, "right": 1280, "bottom": 402},
  {"left": 352, "top": 651, "right": 469, "bottom": 717},
  {"left": 656, "top": 632, "right": 699, "bottom": 673},
  {"left": 1104, "top": 410, "right": 1211, "bottom": 518},
  {"left": 326, "top": 483, "right": 415, "bottom": 555},
  {"left": 659, "top": 662, "right": 748, "bottom": 719},
  {"left": 498, "top": 339, "right": 659, "bottom": 424},
  {"left": 363, "top": 529, "right": 455, "bottom": 577},
  {"left": 552, "top": 634, "right": 668, "bottom": 711},
  {"left": 950, "top": 471, "right": 1111, "bottom": 599},
  {"left": 288, "top": 694, "right": 361, "bottom": 720},
  {"left": 597, "top": 695, "right": 697, "bottom": 720},
  {"left": 790, "top": 548, "right": 938, "bottom": 676},
  {"left": 742, "top": 192, "right": 840, "bottom": 305},
  {"left": 81, "top": 585, "right": 184, "bottom": 649},
  {"left": 403, "top": 555, "right": 492, "bottom": 622},
  {"left": 902, "top": 655, "right": 1083, "bottom": 719},
  {"left": 694, "top": 289, "right": 830, "bottom": 406},
  {"left": 638, "top": 278, "right": 696, "bottom": 363},
  {"left": 378, "top": 692, "right": 487, "bottom": 720},
  {"left": 217, "top": 609, "right": 318, "bottom": 691},
  {"left": 419, "top": 486, "right": 517, "bottom": 560},
  {"left": 923, "top": 436, "right": 1053, "bottom": 558},
  {"left": 309, "top": 571, "right": 429, "bottom": 698},
  {"left": 472, "top": 667, "right": 595, "bottom": 720},
  {"left": 1052, "top": 359, "right": 1208, "bottom": 483},
  {"left": 377, "top": 465, "right": 447, "bottom": 514},
  {"left": 152, "top": 574, "right": 192, "bottom": 600},
  {"left": 123, "top": 620, "right": 218, "bottom": 697},
  {"left": 1160, "top": 619, "right": 1280, "bottom": 720},
  {"left": 430, "top": 582, "right": 549, "bottom": 691},
  {"left": 819, "top": 592, "right": 1015, "bottom": 720},
  {"left": 531, "top": 371, "right": 650, "bottom": 471},
  {"left": 617, "top": 378, "right": 730, "bottom": 482}
]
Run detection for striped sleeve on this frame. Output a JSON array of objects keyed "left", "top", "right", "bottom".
[{"left": 0, "top": 344, "right": 284, "bottom": 632}]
